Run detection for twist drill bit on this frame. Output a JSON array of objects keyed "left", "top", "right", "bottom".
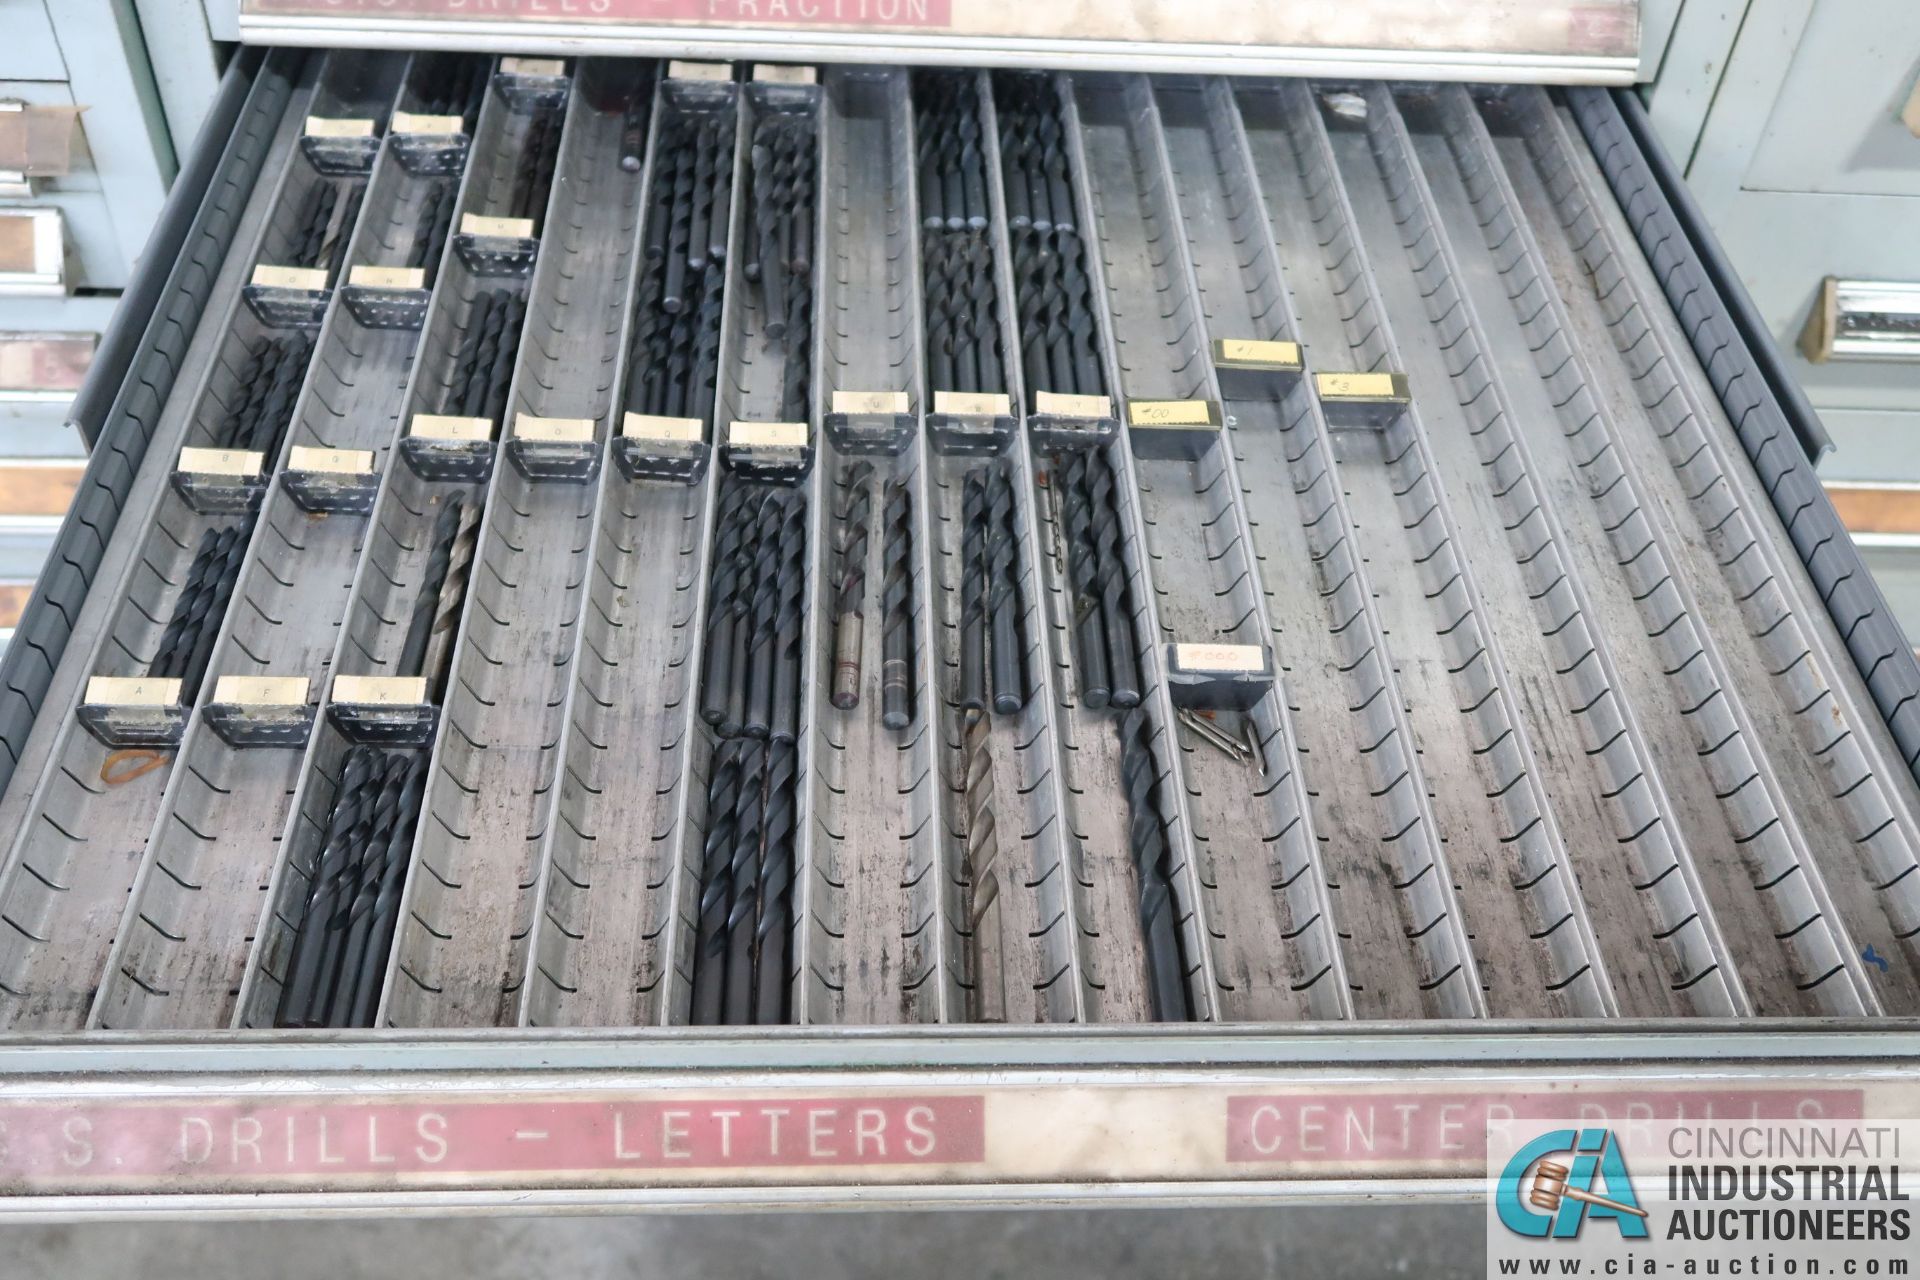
[
  {"left": 961, "top": 708, "right": 1006, "bottom": 1022},
  {"left": 619, "top": 86, "right": 650, "bottom": 174},
  {"left": 476, "top": 294, "right": 528, "bottom": 422},
  {"left": 662, "top": 125, "right": 697, "bottom": 314},
  {"left": 410, "top": 179, "right": 457, "bottom": 286},
  {"left": 916, "top": 87, "right": 946, "bottom": 231},
  {"left": 1119, "top": 707, "right": 1191, "bottom": 1021},
  {"left": 788, "top": 126, "right": 815, "bottom": 279},
  {"left": 986, "top": 460, "right": 1025, "bottom": 714},
  {"left": 686, "top": 118, "right": 716, "bottom": 275},
  {"left": 1059, "top": 237, "right": 1104, "bottom": 397},
  {"left": 1011, "top": 232, "right": 1053, "bottom": 395},
  {"left": 958, "top": 469, "right": 989, "bottom": 715},
  {"left": 211, "top": 340, "right": 278, "bottom": 450},
  {"left": 320, "top": 184, "right": 366, "bottom": 285},
  {"left": 177, "top": 520, "right": 253, "bottom": 703},
  {"left": 755, "top": 738, "right": 798, "bottom": 1024},
  {"left": 779, "top": 281, "right": 812, "bottom": 424},
  {"left": 925, "top": 239, "right": 959, "bottom": 394},
  {"left": 149, "top": 527, "right": 229, "bottom": 680},
  {"left": 449, "top": 291, "right": 505, "bottom": 417},
  {"left": 315, "top": 749, "right": 412, "bottom": 1025},
  {"left": 1037, "top": 109, "right": 1076, "bottom": 237},
  {"left": 724, "top": 489, "right": 771, "bottom": 738},
  {"left": 644, "top": 136, "right": 678, "bottom": 264},
  {"left": 957, "top": 96, "right": 988, "bottom": 232},
  {"left": 700, "top": 485, "right": 750, "bottom": 729},
  {"left": 724, "top": 739, "right": 769, "bottom": 1025},
  {"left": 1088, "top": 447, "right": 1142, "bottom": 708},
  {"left": 290, "top": 181, "right": 339, "bottom": 270},
  {"left": 744, "top": 490, "right": 786, "bottom": 739},
  {"left": 442, "top": 290, "right": 497, "bottom": 414},
  {"left": 1058, "top": 453, "right": 1109, "bottom": 708},
  {"left": 998, "top": 95, "right": 1033, "bottom": 231},
  {"left": 963, "top": 236, "right": 1002, "bottom": 396},
  {"left": 342, "top": 749, "right": 428, "bottom": 1027},
  {"left": 770, "top": 493, "right": 808, "bottom": 746},
  {"left": 511, "top": 104, "right": 563, "bottom": 226},
  {"left": 832, "top": 463, "right": 874, "bottom": 711},
  {"left": 880, "top": 479, "right": 915, "bottom": 731},
  {"left": 277, "top": 746, "right": 378, "bottom": 1027},
  {"left": 689, "top": 269, "right": 727, "bottom": 428},
  {"left": 706, "top": 114, "right": 736, "bottom": 267},
  {"left": 420, "top": 499, "right": 478, "bottom": 701},
  {"left": 691, "top": 739, "right": 743, "bottom": 1025},
  {"left": 245, "top": 334, "right": 314, "bottom": 461},
  {"left": 399, "top": 493, "right": 469, "bottom": 678}
]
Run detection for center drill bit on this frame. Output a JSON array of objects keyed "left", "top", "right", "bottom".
[
  {"left": 831, "top": 463, "right": 874, "bottom": 711},
  {"left": 880, "top": 479, "right": 916, "bottom": 732},
  {"left": 1119, "top": 706, "right": 1192, "bottom": 1022}
]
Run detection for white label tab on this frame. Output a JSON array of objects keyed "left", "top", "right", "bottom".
[
  {"left": 1170, "top": 643, "right": 1266, "bottom": 674},
  {"left": 212, "top": 676, "right": 310, "bottom": 706},
  {"left": 84, "top": 676, "right": 181, "bottom": 707},
  {"left": 512, "top": 415, "right": 594, "bottom": 444},
  {"left": 287, "top": 446, "right": 374, "bottom": 475},
  {"left": 460, "top": 213, "right": 535, "bottom": 240},
  {"left": 728, "top": 421, "right": 807, "bottom": 449},
  {"left": 501, "top": 57, "right": 566, "bottom": 77},
  {"left": 347, "top": 265, "right": 425, "bottom": 290},
  {"left": 409, "top": 414, "right": 492, "bottom": 442},
  {"left": 622, "top": 412, "right": 703, "bottom": 442},
  {"left": 668, "top": 60, "right": 733, "bottom": 83},
  {"left": 934, "top": 391, "right": 1014, "bottom": 418},
  {"left": 304, "top": 116, "right": 374, "bottom": 139},
  {"left": 251, "top": 265, "right": 329, "bottom": 292},
  {"left": 177, "top": 447, "right": 264, "bottom": 477},
  {"left": 331, "top": 675, "right": 429, "bottom": 706},
  {"left": 1033, "top": 391, "right": 1113, "bottom": 420},
  {"left": 830, "top": 390, "right": 909, "bottom": 416},
  {"left": 752, "top": 64, "right": 817, "bottom": 85},
  {"left": 390, "top": 111, "right": 463, "bottom": 136}
]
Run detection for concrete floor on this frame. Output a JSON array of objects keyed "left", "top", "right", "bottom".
[{"left": 0, "top": 1206, "right": 1484, "bottom": 1278}]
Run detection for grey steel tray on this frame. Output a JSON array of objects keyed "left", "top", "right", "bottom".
[{"left": 0, "top": 49, "right": 1916, "bottom": 1216}]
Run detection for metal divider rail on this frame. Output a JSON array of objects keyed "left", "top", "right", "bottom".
[
  {"left": 1066, "top": 73, "right": 1351, "bottom": 1022},
  {"left": 656, "top": 73, "right": 828, "bottom": 1028},
  {"left": 911, "top": 69, "right": 1096, "bottom": 1025},
  {"left": 1052, "top": 72, "right": 1225, "bottom": 1021},
  {"left": 89, "top": 54, "right": 464, "bottom": 1032},
  {"left": 1265, "top": 81, "right": 1614, "bottom": 1017},
  {"left": 1226, "top": 79, "right": 1488, "bottom": 1020},
  {"left": 0, "top": 55, "right": 350, "bottom": 1031},
  {"left": 1410, "top": 83, "right": 1875, "bottom": 1016},
  {"left": 513, "top": 66, "right": 732, "bottom": 1030},
  {"left": 230, "top": 61, "right": 547, "bottom": 1030},
  {"left": 1491, "top": 87, "right": 1920, "bottom": 1011},
  {"left": 1346, "top": 81, "right": 1743, "bottom": 1018},
  {"left": 381, "top": 62, "right": 647, "bottom": 1029}
]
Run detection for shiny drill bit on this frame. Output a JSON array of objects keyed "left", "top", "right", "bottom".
[
  {"left": 1119, "top": 707, "right": 1192, "bottom": 1021},
  {"left": 880, "top": 479, "right": 915, "bottom": 731},
  {"left": 832, "top": 463, "right": 874, "bottom": 711},
  {"left": 961, "top": 707, "right": 1006, "bottom": 1022}
]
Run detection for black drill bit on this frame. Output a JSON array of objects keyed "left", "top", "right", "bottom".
[
  {"left": 723, "top": 489, "right": 771, "bottom": 739},
  {"left": 986, "top": 459, "right": 1025, "bottom": 714},
  {"left": 290, "top": 181, "right": 339, "bottom": 270},
  {"left": 1119, "top": 706, "right": 1191, "bottom": 1021},
  {"left": 662, "top": 124, "right": 697, "bottom": 314},
  {"left": 958, "top": 468, "right": 989, "bottom": 714},
  {"left": 175, "top": 520, "right": 252, "bottom": 703},
  {"left": 754, "top": 738, "right": 798, "bottom": 1024},
  {"left": 1087, "top": 447, "right": 1142, "bottom": 708},
  {"left": 880, "top": 479, "right": 915, "bottom": 731},
  {"left": 398, "top": 493, "right": 469, "bottom": 679},
  {"left": 770, "top": 492, "right": 808, "bottom": 746},
  {"left": 691, "top": 739, "right": 742, "bottom": 1025},
  {"left": 744, "top": 489, "right": 786, "bottom": 739},
  {"left": 277, "top": 746, "right": 378, "bottom": 1027},
  {"left": 700, "top": 485, "right": 750, "bottom": 729},
  {"left": 315, "top": 749, "right": 413, "bottom": 1026},
  {"left": 340, "top": 749, "right": 429, "bottom": 1028},
  {"left": 724, "top": 739, "right": 769, "bottom": 1025},
  {"left": 1057, "top": 452, "right": 1109, "bottom": 708},
  {"left": 832, "top": 463, "right": 874, "bottom": 711}
]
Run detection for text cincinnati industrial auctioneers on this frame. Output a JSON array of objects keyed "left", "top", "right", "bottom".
[{"left": 1660, "top": 1124, "right": 1911, "bottom": 1244}]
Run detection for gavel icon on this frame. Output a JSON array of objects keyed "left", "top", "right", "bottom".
[{"left": 1528, "top": 1161, "right": 1649, "bottom": 1219}]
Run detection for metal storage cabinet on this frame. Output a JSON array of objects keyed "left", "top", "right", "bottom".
[{"left": 1, "top": 18, "right": 1918, "bottom": 1216}]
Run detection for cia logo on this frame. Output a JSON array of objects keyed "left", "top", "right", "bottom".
[{"left": 1496, "top": 1128, "right": 1650, "bottom": 1239}]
